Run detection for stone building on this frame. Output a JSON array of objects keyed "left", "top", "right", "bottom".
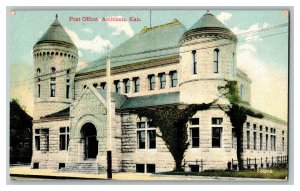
[{"left": 31, "top": 12, "right": 288, "bottom": 173}]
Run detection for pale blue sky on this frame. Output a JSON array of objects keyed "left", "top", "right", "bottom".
[{"left": 9, "top": 9, "right": 289, "bottom": 119}]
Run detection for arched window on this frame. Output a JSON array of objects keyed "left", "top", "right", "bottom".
[
  {"left": 240, "top": 84, "right": 244, "bottom": 99},
  {"left": 37, "top": 68, "right": 41, "bottom": 75},
  {"left": 51, "top": 67, "right": 56, "bottom": 73},
  {"left": 192, "top": 50, "right": 197, "bottom": 74},
  {"left": 214, "top": 49, "right": 219, "bottom": 73}
]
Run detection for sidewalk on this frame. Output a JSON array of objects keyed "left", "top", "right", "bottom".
[{"left": 9, "top": 166, "right": 285, "bottom": 181}]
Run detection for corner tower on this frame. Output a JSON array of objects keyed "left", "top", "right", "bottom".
[
  {"left": 179, "top": 12, "right": 237, "bottom": 104},
  {"left": 33, "top": 15, "right": 78, "bottom": 119}
]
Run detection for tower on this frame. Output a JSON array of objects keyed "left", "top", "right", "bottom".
[
  {"left": 33, "top": 15, "right": 78, "bottom": 119},
  {"left": 179, "top": 12, "right": 237, "bottom": 104}
]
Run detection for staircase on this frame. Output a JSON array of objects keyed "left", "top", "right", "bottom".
[{"left": 60, "top": 160, "right": 103, "bottom": 174}]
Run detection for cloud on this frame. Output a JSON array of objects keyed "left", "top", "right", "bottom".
[
  {"left": 106, "top": 16, "right": 134, "bottom": 37},
  {"left": 237, "top": 43, "right": 288, "bottom": 120},
  {"left": 65, "top": 27, "right": 112, "bottom": 54},
  {"left": 231, "top": 23, "right": 270, "bottom": 41},
  {"left": 216, "top": 12, "right": 232, "bottom": 24},
  {"left": 82, "top": 27, "right": 93, "bottom": 34},
  {"left": 76, "top": 60, "right": 88, "bottom": 71}
]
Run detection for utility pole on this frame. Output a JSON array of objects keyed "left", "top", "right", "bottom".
[{"left": 106, "top": 48, "right": 112, "bottom": 179}]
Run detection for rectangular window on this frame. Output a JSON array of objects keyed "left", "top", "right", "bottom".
[
  {"left": 146, "top": 164, "right": 155, "bottom": 173},
  {"left": 260, "top": 125, "right": 263, "bottom": 132},
  {"left": 159, "top": 73, "right": 166, "bottom": 89},
  {"left": 282, "top": 137, "right": 285, "bottom": 151},
  {"left": 33, "top": 163, "right": 39, "bottom": 169},
  {"left": 247, "top": 130, "right": 250, "bottom": 149},
  {"left": 136, "top": 164, "right": 145, "bottom": 173},
  {"left": 59, "top": 127, "right": 70, "bottom": 150},
  {"left": 50, "top": 83, "right": 56, "bottom": 97},
  {"left": 246, "top": 122, "right": 250, "bottom": 129},
  {"left": 266, "top": 126, "right": 268, "bottom": 132},
  {"left": 100, "top": 82, "right": 106, "bottom": 90},
  {"left": 191, "top": 128, "right": 199, "bottom": 148},
  {"left": 137, "top": 121, "right": 156, "bottom": 149},
  {"left": 37, "top": 84, "right": 41, "bottom": 98},
  {"left": 148, "top": 75, "right": 155, "bottom": 90},
  {"left": 214, "top": 49, "right": 219, "bottom": 73},
  {"left": 59, "top": 163, "right": 65, "bottom": 169},
  {"left": 35, "top": 129, "right": 40, "bottom": 151},
  {"left": 170, "top": 71, "right": 178, "bottom": 87},
  {"left": 212, "top": 127, "right": 222, "bottom": 148},
  {"left": 266, "top": 134, "right": 268, "bottom": 151},
  {"left": 253, "top": 124, "right": 257, "bottom": 131},
  {"left": 133, "top": 77, "right": 140, "bottom": 92},
  {"left": 124, "top": 79, "right": 130, "bottom": 93},
  {"left": 212, "top": 117, "right": 223, "bottom": 125},
  {"left": 260, "top": 133, "right": 263, "bottom": 150},
  {"left": 66, "top": 85, "right": 70, "bottom": 99},
  {"left": 114, "top": 80, "right": 121, "bottom": 93},
  {"left": 232, "top": 128, "right": 237, "bottom": 149},
  {"left": 253, "top": 132, "right": 257, "bottom": 150},
  {"left": 190, "top": 118, "right": 199, "bottom": 125},
  {"left": 190, "top": 165, "right": 199, "bottom": 172},
  {"left": 192, "top": 50, "right": 197, "bottom": 74}
]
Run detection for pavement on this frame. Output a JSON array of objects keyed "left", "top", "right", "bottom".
[{"left": 9, "top": 166, "right": 286, "bottom": 182}]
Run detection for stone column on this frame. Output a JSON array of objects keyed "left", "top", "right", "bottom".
[
  {"left": 130, "top": 78, "right": 135, "bottom": 94},
  {"left": 154, "top": 74, "right": 159, "bottom": 90},
  {"left": 119, "top": 80, "right": 124, "bottom": 94},
  {"left": 165, "top": 72, "right": 170, "bottom": 89}
]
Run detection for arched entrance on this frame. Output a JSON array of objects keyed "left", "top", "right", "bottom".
[{"left": 81, "top": 123, "right": 98, "bottom": 159}]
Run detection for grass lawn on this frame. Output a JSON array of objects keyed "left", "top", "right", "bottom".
[{"left": 158, "top": 168, "right": 288, "bottom": 179}]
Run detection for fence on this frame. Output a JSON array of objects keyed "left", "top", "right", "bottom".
[
  {"left": 183, "top": 159, "right": 204, "bottom": 172},
  {"left": 229, "top": 155, "right": 288, "bottom": 171}
]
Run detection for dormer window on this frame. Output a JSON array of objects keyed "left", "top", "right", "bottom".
[{"left": 214, "top": 49, "right": 219, "bottom": 73}]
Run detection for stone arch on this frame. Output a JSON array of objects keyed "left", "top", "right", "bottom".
[{"left": 72, "top": 114, "right": 104, "bottom": 139}]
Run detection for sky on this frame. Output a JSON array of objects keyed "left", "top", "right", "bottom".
[{"left": 9, "top": 9, "right": 289, "bottom": 120}]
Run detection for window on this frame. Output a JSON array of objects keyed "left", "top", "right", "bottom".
[
  {"left": 213, "top": 49, "right": 219, "bottom": 73},
  {"left": 124, "top": 79, "right": 130, "bottom": 93},
  {"left": 66, "top": 85, "right": 70, "bottom": 99},
  {"left": 137, "top": 121, "right": 156, "bottom": 149},
  {"left": 100, "top": 82, "right": 106, "bottom": 90},
  {"left": 51, "top": 77, "right": 56, "bottom": 81},
  {"left": 59, "top": 163, "right": 65, "bottom": 169},
  {"left": 51, "top": 67, "right": 56, "bottom": 73},
  {"left": 37, "top": 84, "right": 41, "bottom": 98},
  {"left": 192, "top": 50, "right": 197, "bottom": 74},
  {"left": 190, "top": 128, "right": 199, "bottom": 148},
  {"left": 133, "top": 77, "right": 140, "bottom": 92},
  {"left": 212, "top": 118, "right": 223, "bottom": 125},
  {"left": 146, "top": 164, "right": 155, "bottom": 173},
  {"left": 50, "top": 83, "right": 56, "bottom": 97},
  {"left": 33, "top": 163, "right": 39, "bottom": 169},
  {"left": 35, "top": 129, "right": 41, "bottom": 151},
  {"left": 282, "top": 137, "right": 285, "bottom": 151},
  {"left": 190, "top": 165, "right": 200, "bottom": 172},
  {"left": 253, "top": 132, "right": 257, "bottom": 150},
  {"left": 136, "top": 164, "right": 145, "bottom": 173},
  {"left": 148, "top": 75, "right": 155, "bottom": 90},
  {"left": 159, "top": 73, "right": 166, "bottom": 89},
  {"left": 37, "top": 68, "right": 41, "bottom": 75},
  {"left": 266, "top": 134, "right": 268, "bottom": 151},
  {"left": 170, "top": 71, "right": 178, "bottom": 87},
  {"left": 212, "top": 127, "right": 222, "bottom": 148},
  {"left": 114, "top": 80, "right": 121, "bottom": 93},
  {"left": 240, "top": 85, "right": 244, "bottom": 99},
  {"left": 59, "top": 127, "right": 70, "bottom": 150},
  {"left": 66, "top": 69, "right": 71, "bottom": 74},
  {"left": 247, "top": 130, "right": 250, "bottom": 149},
  {"left": 260, "top": 125, "right": 263, "bottom": 132},
  {"left": 246, "top": 122, "right": 250, "bottom": 129},
  {"left": 189, "top": 118, "right": 200, "bottom": 148},
  {"left": 232, "top": 128, "right": 237, "bottom": 149},
  {"left": 260, "top": 133, "right": 263, "bottom": 150},
  {"left": 93, "top": 83, "right": 98, "bottom": 88}
]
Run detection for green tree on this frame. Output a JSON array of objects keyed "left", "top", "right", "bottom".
[
  {"left": 10, "top": 99, "right": 33, "bottom": 164},
  {"left": 218, "top": 81, "right": 263, "bottom": 170},
  {"left": 135, "top": 102, "right": 215, "bottom": 171}
]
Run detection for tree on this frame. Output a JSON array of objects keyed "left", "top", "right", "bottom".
[
  {"left": 218, "top": 81, "right": 263, "bottom": 170},
  {"left": 10, "top": 99, "right": 33, "bottom": 164},
  {"left": 135, "top": 102, "right": 215, "bottom": 171}
]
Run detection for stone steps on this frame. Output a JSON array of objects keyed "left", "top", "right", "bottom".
[{"left": 60, "top": 161, "right": 103, "bottom": 174}]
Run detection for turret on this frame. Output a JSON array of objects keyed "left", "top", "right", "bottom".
[
  {"left": 33, "top": 15, "right": 78, "bottom": 119},
  {"left": 179, "top": 11, "right": 237, "bottom": 104}
]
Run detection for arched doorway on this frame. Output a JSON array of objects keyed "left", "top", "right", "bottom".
[{"left": 81, "top": 123, "right": 98, "bottom": 159}]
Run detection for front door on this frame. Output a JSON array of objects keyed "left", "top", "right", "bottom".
[{"left": 85, "top": 135, "right": 98, "bottom": 159}]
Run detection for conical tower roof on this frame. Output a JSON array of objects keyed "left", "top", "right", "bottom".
[
  {"left": 189, "top": 12, "right": 227, "bottom": 30},
  {"left": 35, "top": 15, "right": 75, "bottom": 46}
]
